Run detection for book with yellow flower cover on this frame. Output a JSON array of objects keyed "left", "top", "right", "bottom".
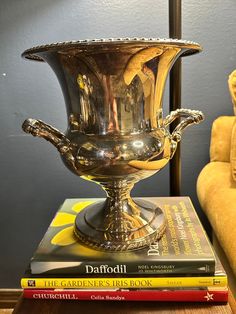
[{"left": 28, "top": 197, "right": 216, "bottom": 276}]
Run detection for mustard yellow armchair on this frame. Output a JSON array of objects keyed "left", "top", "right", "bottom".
[{"left": 197, "top": 71, "right": 236, "bottom": 294}]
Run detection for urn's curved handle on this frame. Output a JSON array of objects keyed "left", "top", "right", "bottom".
[
  {"left": 164, "top": 108, "right": 204, "bottom": 143},
  {"left": 22, "top": 118, "right": 72, "bottom": 155}
]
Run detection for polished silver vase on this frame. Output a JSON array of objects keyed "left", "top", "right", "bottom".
[{"left": 22, "top": 38, "right": 203, "bottom": 251}]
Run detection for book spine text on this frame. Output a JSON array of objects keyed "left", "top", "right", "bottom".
[
  {"left": 23, "top": 288, "right": 228, "bottom": 302},
  {"left": 21, "top": 276, "right": 227, "bottom": 289}
]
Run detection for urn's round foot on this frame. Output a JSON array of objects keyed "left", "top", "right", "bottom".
[{"left": 74, "top": 198, "right": 166, "bottom": 252}]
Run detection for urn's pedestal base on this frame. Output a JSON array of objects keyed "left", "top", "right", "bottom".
[{"left": 74, "top": 198, "right": 166, "bottom": 251}]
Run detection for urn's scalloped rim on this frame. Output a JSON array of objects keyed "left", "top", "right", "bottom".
[{"left": 21, "top": 37, "right": 202, "bottom": 62}]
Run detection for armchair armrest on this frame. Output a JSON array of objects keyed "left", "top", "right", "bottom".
[{"left": 210, "top": 116, "right": 235, "bottom": 162}]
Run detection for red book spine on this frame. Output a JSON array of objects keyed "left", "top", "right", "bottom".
[{"left": 23, "top": 288, "right": 228, "bottom": 302}]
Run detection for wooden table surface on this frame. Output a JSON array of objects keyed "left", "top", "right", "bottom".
[{"left": 13, "top": 294, "right": 234, "bottom": 314}]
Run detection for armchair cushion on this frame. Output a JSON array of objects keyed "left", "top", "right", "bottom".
[
  {"left": 210, "top": 116, "right": 236, "bottom": 182},
  {"left": 210, "top": 116, "right": 235, "bottom": 163}
]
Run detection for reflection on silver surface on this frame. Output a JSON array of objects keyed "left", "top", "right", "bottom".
[{"left": 22, "top": 38, "right": 204, "bottom": 251}]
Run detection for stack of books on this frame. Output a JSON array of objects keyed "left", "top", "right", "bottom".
[{"left": 21, "top": 197, "right": 228, "bottom": 302}]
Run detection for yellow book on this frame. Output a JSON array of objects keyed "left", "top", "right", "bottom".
[{"left": 21, "top": 276, "right": 227, "bottom": 289}]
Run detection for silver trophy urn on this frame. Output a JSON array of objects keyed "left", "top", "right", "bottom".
[{"left": 22, "top": 38, "right": 203, "bottom": 251}]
